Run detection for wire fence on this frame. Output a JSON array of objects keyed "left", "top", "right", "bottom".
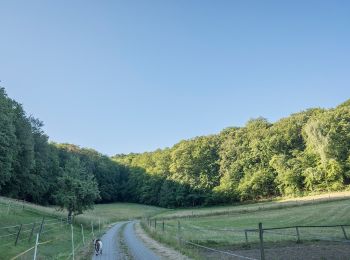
[
  {"left": 143, "top": 218, "right": 350, "bottom": 260},
  {"left": 0, "top": 203, "right": 107, "bottom": 259},
  {"left": 0, "top": 196, "right": 109, "bottom": 228},
  {"left": 0, "top": 197, "right": 66, "bottom": 219}
]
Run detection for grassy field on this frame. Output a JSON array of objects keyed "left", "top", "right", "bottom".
[
  {"left": 154, "top": 191, "right": 350, "bottom": 219},
  {"left": 2, "top": 192, "right": 349, "bottom": 259},
  {"left": 0, "top": 202, "right": 84, "bottom": 260},
  {"left": 144, "top": 194, "right": 350, "bottom": 259},
  {"left": 156, "top": 199, "right": 350, "bottom": 242},
  {"left": 82, "top": 202, "right": 167, "bottom": 223},
  {"left": 0, "top": 197, "right": 165, "bottom": 259}
]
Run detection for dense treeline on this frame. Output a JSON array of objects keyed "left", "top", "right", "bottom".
[
  {"left": 1, "top": 87, "right": 350, "bottom": 210},
  {"left": 0, "top": 88, "right": 128, "bottom": 218},
  {"left": 113, "top": 103, "right": 350, "bottom": 207}
]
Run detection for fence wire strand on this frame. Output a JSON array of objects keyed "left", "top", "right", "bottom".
[{"left": 182, "top": 239, "right": 258, "bottom": 260}]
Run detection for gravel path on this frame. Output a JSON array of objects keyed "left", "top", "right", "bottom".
[
  {"left": 124, "top": 221, "right": 160, "bottom": 260},
  {"left": 92, "top": 222, "right": 126, "bottom": 260},
  {"left": 92, "top": 221, "right": 160, "bottom": 260}
]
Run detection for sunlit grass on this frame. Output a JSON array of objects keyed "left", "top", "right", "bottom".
[
  {"left": 154, "top": 191, "right": 350, "bottom": 219},
  {"left": 0, "top": 197, "right": 166, "bottom": 259},
  {"left": 150, "top": 198, "right": 350, "bottom": 247},
  {"left": 80, "top": 202, "right": 167, "bottom": 223}
]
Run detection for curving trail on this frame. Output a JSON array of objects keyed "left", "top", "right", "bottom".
[
  {"left": 123, "top": 221, "right": 160, "bottom": 260},
  {"left": 92, "top": 221, "right": 160, "bottom": 260},
  {"left": 92, "top": 222, "right": 126, "bottom": 260}
]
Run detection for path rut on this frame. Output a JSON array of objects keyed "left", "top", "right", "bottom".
[
  {"left": 123, "top": 221, "right": 160, "bottom": 260},
  {"left": 92, "top": 221, "right": 160, "bottom": 260}
]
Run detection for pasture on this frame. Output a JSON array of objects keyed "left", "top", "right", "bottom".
[
  {"left": 0, "top": 202, "right": 83, "bottom": 259},
  {"left": 82, "top": 202, "right": 167, "bottom": 223},
  {"left": 0, "top": 197, "right": 165, "bottom": 259},
  {"left": 145, "top": 195, "right": 350, "bottom": 259},
  {"left": 2, "top": 192, "right": 349, "bottom": 259},
  {"left": 154, "top": 191, "right": 350, "bottom": 219}
]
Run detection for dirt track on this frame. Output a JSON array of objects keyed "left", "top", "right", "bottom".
[{"left": 92, "top": 221, "right": 159, "bottom": 260}]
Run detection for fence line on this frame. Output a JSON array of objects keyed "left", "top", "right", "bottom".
[
  {"left": 9, "top": 246, "right": 35, "bottom": 260},
  {"left": 0, "top": 220, "right": 95, "bottom": 259},
  {"left": 0, "top": 225, "right": 20, "bottom": 230},
  {"left": 183, "top": 224, "right": 247, "bottom": 233},
  {"left": 45, "top": 218, "right": 61, "bottom": 222},
  {"left": 2, "top": 239, "right": 19, "bottom": 247},
  {"left": 263, "top": 230, "right": 298, "bottom": 238},
  {"left": 20, "top": 229, "right": 34, "bottom": 234},
  {"left": 44, "top": 221, "right": 61, "bottom": 227},
  {"left": 263, "top": 224, "right": 350, "bottom": 230},
  {"left": 162, "top": 222, "right": 247, "bottom": 233},
  {"left": 146, "top": 218, "right": 350, "bottom": 260},
  {"left": 0, "top": 218, "right": 61, "bottom": 232},
  {"left": 1, "top": 200, "right": 107, "bottom": 259},
  {"left": 182, "top": 239, "right": 258, "bottom": 260},
  {"left": 42, "top": 225, "right": 61, "bottom": 234},
  {"left": 0, "top": 232, "right": 18, "bottom": 238},
  {"left": 7, "top": 223, "right": 93, "bottom": 260},
  {"left": 0, "top": 198, "right": 66, "bottom": 222},
  {"left": 10, "top": 239, "right": 55, "bottom": 260},
  {"left": 300, "top": 233, "right": 350, "bottom": 244}
]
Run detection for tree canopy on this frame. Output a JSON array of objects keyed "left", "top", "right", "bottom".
[{"left": 1, "top": 86, "right": 350, "bottom": 209}]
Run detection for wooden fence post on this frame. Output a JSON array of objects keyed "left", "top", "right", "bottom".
[
  {"left": 244, "top": 230, "right": 248, "bottom": 243},
  {"left": 15, "top": 224, "right": 23, "bottom": 246},
  {"left": 177, "top": 221, "right": 181, "bottom": 245},
  {"left": 29, "top": 222, "right": 36, "bottom": 242},
  {"left": 155, "top": 219, "right": 157, "bottom": 230},
  {"left": 258, "top": 223, "right": 265, "bottom": 260},
  {"left": 33, "top": 233, "right": 39, "bottom": 260},
  {"left": 341, "top": 226, "right": 348, "bottom": 240},
  {"left": 91, "top": 221, "right": 94, "bottom": 237},
  {"left": 296, "top": 226, "right": 301, "bottom": 243},
  {"left": 71, "top": 224, "right": 75, "bottom": 260},
  {"left": 162, "top": 220, "right": 165, "bottom": 232},
  {"left": 39, "top": 217, "right": 45, "bottom": 236},
  {"left": 81, "top": 224, "right": 85, "bottom": 245}
]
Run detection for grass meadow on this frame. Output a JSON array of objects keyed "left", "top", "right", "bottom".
[
  {"left": 0, "top": 197, "right": 165, "bottom": 259},
  {"left": 154, "top": 191, "right": 350, "bottom": 219},
  {"left": 82, "top": 202, "right": 167, "bottom": 223},
  {"left": 153, "top": 199, "right": 350, "bottom": 243},
  {"left": 2, "top": 191, "right": 350, "bottom": 259},
  {"left": 144, "top": 194, "right": 350, "bottom": 259}
]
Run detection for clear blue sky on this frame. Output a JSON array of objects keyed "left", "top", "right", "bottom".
[{"left": 1, "top": 1, "right": 350, "bottom": 156}]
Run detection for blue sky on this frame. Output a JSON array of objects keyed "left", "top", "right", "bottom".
[{"left": 1, "top": 1, "right": 350, "bottom": 155}]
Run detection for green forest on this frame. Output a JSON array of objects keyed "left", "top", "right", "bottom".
[{"left": 1, "top": 87, "right": 350, "bottom": 212}]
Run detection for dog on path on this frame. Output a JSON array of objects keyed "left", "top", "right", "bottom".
[{"left": 93, "top": 238, "right": 103, "bottom": 256}]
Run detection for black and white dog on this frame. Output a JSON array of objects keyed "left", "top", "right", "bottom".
[{"left": 94, "top": 238, "right": 103, "bottom": 256}]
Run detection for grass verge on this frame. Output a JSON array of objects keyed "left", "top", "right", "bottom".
[{"left": 0, "top": 197, "right": 165, "bottom": 259}]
